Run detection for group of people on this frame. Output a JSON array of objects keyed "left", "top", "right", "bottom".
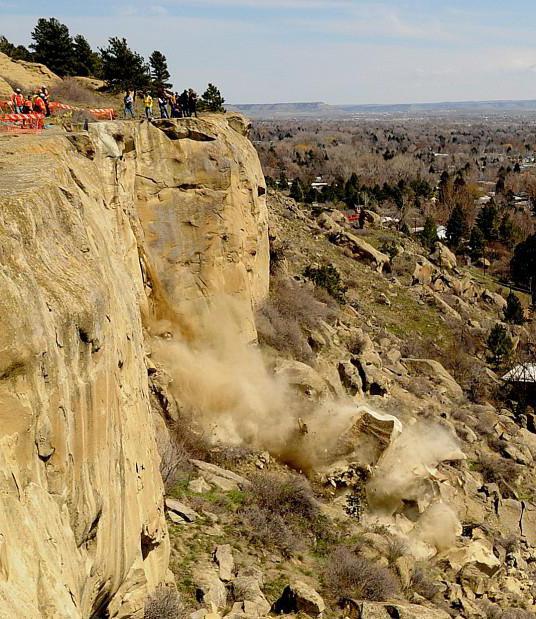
[
  {"left": 9, "top": 86, "right": 51, "bottom": 116},
  {"left": 123, "top": 89, "right": 198, "bottom": 120}
]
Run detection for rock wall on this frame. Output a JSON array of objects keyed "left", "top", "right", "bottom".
[{"left": 0, "top": 114, "right": 268, "bottom": 617}]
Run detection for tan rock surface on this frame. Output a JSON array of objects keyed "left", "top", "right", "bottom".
[
  {"left": 0, "top": 51, "right": 61, "bottom": 98},
  {"left": 0, "top": 114, "right": 268, "bottom": 617}
]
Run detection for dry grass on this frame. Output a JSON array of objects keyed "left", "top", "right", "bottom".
[
  {"left": 323, "top": 546, "right": 399, "bottom": 602},
  {"left": 50, "top": 78, "right": 104, "bottom": 106}
]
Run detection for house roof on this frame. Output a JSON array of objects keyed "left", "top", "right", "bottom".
[{"left": 502, "top": 364, "right": 536, "bottom": 383}]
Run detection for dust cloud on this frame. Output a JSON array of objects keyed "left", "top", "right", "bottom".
[{"left": 149, "top": 296, "right": 385, "bottom": 472}]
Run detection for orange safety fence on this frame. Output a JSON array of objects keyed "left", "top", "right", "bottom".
[
  {"left": 0, "top": 112, "right": 45, "bottom": 133},
  {"left": 0, "top": 99, "right": 116, "bottom": 122}
]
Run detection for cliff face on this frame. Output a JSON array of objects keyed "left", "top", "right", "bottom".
[{"left": 0, "top": 114, "right": 268, "bottom": 618}]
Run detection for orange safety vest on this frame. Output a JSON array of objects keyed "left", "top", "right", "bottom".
[
  {"left": 11, "top": 93, "right": 24, "bottom": 107},
  {"left": 33, "top": 97, "right": 45, "bottom": 112}
]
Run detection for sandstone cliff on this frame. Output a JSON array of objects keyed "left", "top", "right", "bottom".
[
  {"left": 0, "top": 51, "right": 60, "bottom": 99},
  {"left": 0, "top": 114, "right": 268, "bottom": 617}
]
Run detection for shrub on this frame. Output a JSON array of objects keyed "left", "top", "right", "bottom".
[
  {"left": 303, "top": 264, "right": 347, "bottom": 303},
  {"left": 408, "top": 565, "right": 440, "bottom": 600},
  {"left": 50, "top": 78, "right": 102, "bottom": 106},
  {"left": 479, "top": 454, "right": 521, "bottom": 497},
  {"left": 257, "top": 276, "right": 336, "bottom": 362},
  {"left": 323, "top": 547, "right": 399, "bottom": 602},
  {"left": 144, "top": 585, "right": 183, "bottom": 619},
  {"left": 239, "top": 472, "right": 330, "bottom": 556}
]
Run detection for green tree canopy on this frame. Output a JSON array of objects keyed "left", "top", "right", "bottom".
[
  {"left": 476, "top": 203, "right": 499, "bottom": 240},
  {"left": 149, "top": 50, "right": 171, "bottom": 91},
  {"left": 0, "top": 35, "right": 33, "bottom": 61},
  {"left": 200, "top": 83, "right": 226, "bottom": 112},
  {"left": 100, "top": 37, "right": 150, "bottom": 93},
  {"left": 504, "top": 291, "right": 524, "bottom": 325},
  {"left": 421, "top": 216, "right": 438, "bottom": 251},
  {"left": 290, "top": 179, "right": 304, "bottom": 202},
  {"left": 30, "top": 18, "right": 75, "bottom": 76},
  {"left": 469, "top": 226, "right": 485, "bottom": 259},
  {"left": 487, "top": 324, "right": 513, "bottom": 367},
  {"left": 446, "top": 204, "right": 468, "bottom": 249},
  {"left": 510, "top": 234, "right": 536, "bottom": 290},
  {"left": 73, "top": 34, "right": 100, "bottom": 77}
]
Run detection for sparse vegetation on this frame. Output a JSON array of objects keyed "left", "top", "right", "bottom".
[
  {"left": 144, "top": 585, "right": 183, "bottom": 619},
  {"left": 323, "top": 547, "right": 399, "bottom": 602}
]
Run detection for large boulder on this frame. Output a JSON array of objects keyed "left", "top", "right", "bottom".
[
  {"left": 328, "top": 230, "right": 390, "bottom": 272},
  {"left": 402, "top": 359, "right": 463, "bottom": 400},
  {"left": 273, "top": 581, "right": 325, "bottom": 616},
  {"left": 430, "top": 243, "right": 457, "bottom": 270},
  {"left": 340, "top": 600, "right": 450, "bottom": 618}
]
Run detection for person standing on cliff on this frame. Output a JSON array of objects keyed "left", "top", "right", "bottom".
[
  {"left": 10, "top": 88, "right": 24, "bottom": 113},
  {"left": 39, "top": 85, "right": 51, "bottom": 117},
  {"left": 124, "top": 91, "right": 135, "bottom": 118},
  {"left": 188, "top": 89, "right": 198, "bottom": 118},
  {"left": 144, "top": 93, "right": 153, "bottom": 119},
  {"left": 180, "top": 89, "right": 189, "bottom": 117},
  {"left": 158, "top": 94, "right": 169, "bottom": 119}
]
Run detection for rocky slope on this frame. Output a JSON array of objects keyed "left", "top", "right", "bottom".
[{"left": 0, "top": 114, "right": 268, "bottom": 618}]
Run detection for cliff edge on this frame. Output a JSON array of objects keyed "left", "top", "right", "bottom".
[{"left": 0, "top": 113, "right": 268, "bottom": 617}]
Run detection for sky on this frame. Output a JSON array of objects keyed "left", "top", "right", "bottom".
[{"left": 1, "top": 1, "right": 536, "bottom": 105}]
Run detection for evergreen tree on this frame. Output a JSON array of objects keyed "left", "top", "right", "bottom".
[
  {"left": 290, "top": 179, "right": 304, "bottom": 202},
  {"left": 504, "top": 292, "right": 524, "bottom": 325},
  {"left": 421, "top": 216, "right": 438, "bottom": 250},
  {"left": 278, "top": 172, "right": 289, "bottom": 191},
  {"left": 200, "top": 83, "right": 225, "bottom": 112},
  {"left": 511, "top": 234, "right": 536, "bottom": 290},
  {"left": 438, "top": 170, "right": 452, "bottom": 207},
  {"left": 487, "top": 324, "right": 513, "bottom": 367},
  {"left": 476, "top": 202, "right": 499, "bottom": 240},
  {"left": 73, "top": 34, "right": 99, "bottom": 77},
  {"left": 30, "top": 18, "right": 75, "bottom": 76},
  {"left": 0, "top": 35, "right": 33, "bottom": 61},
  {"left": 446, "top": 204, "right": 468, "bottom": 249},
  {"left": 100, "top": 37, "right": 150, "bottom": 93},
  {"left": 469, "top": 226, "right": 485, "bottom": 259},
  {"left": 149, "top": 50, "right": 171, "bottom": 91}
]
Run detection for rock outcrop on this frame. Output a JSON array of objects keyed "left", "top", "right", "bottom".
[
  {"left": 0, "top": 114, "right": 268, "bottom": 617},
  {"left": 0, "top": 51, "right": 61, "bottom": 99}
]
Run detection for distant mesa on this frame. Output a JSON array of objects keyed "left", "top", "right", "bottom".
[{"left": 229, "top": 99, "right": 536, "bottom": 119}]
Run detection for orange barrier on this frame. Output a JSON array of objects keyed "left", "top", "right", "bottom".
[
  {"left": 0, "top": 100, "right": 116, "bottom": 120},
  {"left": 49, "top": 101, "right": 115, "bottom": 120},
  {"left": 0, "top": 112, "right": 45, "bottom": 133}
]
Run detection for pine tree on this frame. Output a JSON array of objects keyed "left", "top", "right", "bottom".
[
  {"left": 446, "top": 204, "right": 468, "bottom": 249},
  {"left": 100, "top": 37, "right": 150, "bottom": 93},
  {"left": 73, "top": 34, "right": 99, "bottom": 77},
  {"left": 469, "top": 226, "right": 485, "bottom": 259},
  {"left": 0, "top": 35, "right": 33, "bottom": 61},
  {"left": 504, "top": 292, "right": 524, "bottom": 325},
  {"left": 487, "top": 324, "right": 513, "bottom": 367},
  {"left": 149, "top": 50, "right": 171, "bottom": 91},
  {"left": 290, "top": 179, "right": 304, "bottom": 202},
  {"left": 476, "top": 203, "right": 499, "bottom": 240},
  {"left": 200, "top": 83, "right": 225, "bottom": 112},
  {"left": 278, "top": 172, "right": 288, "bottom": 191},
  {"left": 421, "top": 216, "right": 438, "bottom": 250},
  {"left": 30, "top": 18, "right": 75, "bottom": 76},
  {"left": 511, "top": 234, "right": 536, "bottom": 290}
]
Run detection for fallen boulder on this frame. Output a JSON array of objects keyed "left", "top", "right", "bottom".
[{"left": 273, "top": 581, "right": 325, "bottom": 616}]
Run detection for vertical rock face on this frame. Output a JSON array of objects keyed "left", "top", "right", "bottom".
[{"left": 0, "top": 114, "right": 268, "bottom": 617}]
